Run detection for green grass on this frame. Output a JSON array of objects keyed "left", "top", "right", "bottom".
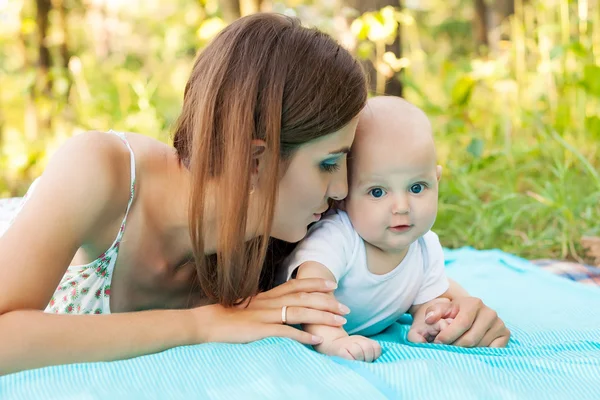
[{"left": 435, "top": 135, "right": 600, "bottom": 262}]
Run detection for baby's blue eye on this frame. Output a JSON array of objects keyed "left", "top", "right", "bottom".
[
  {"left": 369, "top": 188, "right": 386, "bottom": 198},
  {"left": 410, "top": 183, "right": 425, "bottom": 194}
]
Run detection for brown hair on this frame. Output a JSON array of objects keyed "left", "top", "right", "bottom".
[{"left": 173, "top": 13, "right": 367, "bottom": 307}]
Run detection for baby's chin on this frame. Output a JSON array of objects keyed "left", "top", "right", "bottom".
[{"left": 384, "top": 230, "right": 423, "bottom": 247}]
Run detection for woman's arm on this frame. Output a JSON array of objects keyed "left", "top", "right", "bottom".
[
  {"left": 0, "top": 132, "right": 131, "bottom": 313},
  {"left": 0, "top": 133, "right": 349, "bottom": 375},
  {"left": 1, "top": 278, "right": 348, "bottom": 375},
  {"left": 0, "top": 132, "right": 180, "bottom": 375},
  {"left": 0, "top": 309, "right": 195, "bottom": 375}
]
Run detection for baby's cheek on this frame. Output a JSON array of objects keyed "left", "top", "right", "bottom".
[
  {"left": 419, "top": 202, "right": 439, "bottom": 231},
  {"left": 360, "top": 215, "right": 384, "bottom": 240},
  {"left": 349, "top": 201, "right": 378, "bottom": 233}
]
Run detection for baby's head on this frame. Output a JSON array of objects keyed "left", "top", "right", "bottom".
[{"left": 345, "top": 96, "right": 441, "bottom": 254}]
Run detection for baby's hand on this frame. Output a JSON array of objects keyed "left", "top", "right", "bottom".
[
  {"left": 408, "top": 316, "right": 455, "bottom": 343},
  {"left": 316, "top": 335, "right": 382, "bottom": 362},
  {"left": 408, "top": 298, "right": 458, "bottom": 344}
]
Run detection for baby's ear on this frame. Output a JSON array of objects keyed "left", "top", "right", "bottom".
[{"left": 436, "top": 165, "right": 442, "bottom": 182}]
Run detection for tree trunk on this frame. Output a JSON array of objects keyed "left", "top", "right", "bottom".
[
  {"left": 55, "top": 0, "right": 72, "bottom": 101},
  {"left": 473, "top": 0, "right": 489, "bottom": 52},
  {"left": 345, "top": 0, "right": 403, "bottom": 96},
  {"left": 35, "top": 0, "right": 52, "bottom": 96},
  {"left": 488, "top": 0, "right": 515, "bottom": 53},
  {"left": 56, "top": 0, "right": 70, "bottom": 70},
  {"left": 221, "top": 0, "right": 241, "bottom": 23},
  {"left": 19, "top": 2, "right": 39, "bottom": 142}
]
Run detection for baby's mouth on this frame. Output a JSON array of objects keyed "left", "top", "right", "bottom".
[{"left": 389, "top": 224, "right": 413, "bottom": 232}]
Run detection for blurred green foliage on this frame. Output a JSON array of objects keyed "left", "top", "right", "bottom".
[{"left": 0, "top": 0, "right": 598, "bottom": 262}]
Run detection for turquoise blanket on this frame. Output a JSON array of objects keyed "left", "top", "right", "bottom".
[{"left": 2, "top": 248, "right": 600, "bottom": 399}]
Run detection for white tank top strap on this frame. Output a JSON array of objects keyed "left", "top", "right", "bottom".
[{"left": 106, "top": 129, "right": 136, "bottom": 246}]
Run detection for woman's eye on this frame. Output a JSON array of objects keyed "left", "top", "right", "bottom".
[
  {"left": 368, "top": 188, "right": 386, "bottom": 198},
  {"left": 410, "top": 183, "right": 426, "bottom": 194},
  {"left": 320, "top": 156, "right": 344, "bottom": 173},
  {"left": 319, "top": 161, "right": 341, "bottom": 173}
]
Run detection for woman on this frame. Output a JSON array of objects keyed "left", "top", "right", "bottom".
[{"left": 0, "top": 13, "right": 508, "bottom": 376}]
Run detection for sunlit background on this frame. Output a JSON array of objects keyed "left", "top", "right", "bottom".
[{"left": 0, "top": 0, "right": 598, "bottom": 262}]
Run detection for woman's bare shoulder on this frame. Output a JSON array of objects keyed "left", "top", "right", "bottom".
[
  {"left": 36, "top": 130, "right": 138, "bottom": 223},
  {"left": 0, "top": 131, "right": 140, "bottom": 312}
]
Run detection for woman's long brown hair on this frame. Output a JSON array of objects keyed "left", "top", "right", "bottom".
[{"left": 173, "top": 13, "right": 367, "bottom": 307}]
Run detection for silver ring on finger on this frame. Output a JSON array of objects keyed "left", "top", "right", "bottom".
[{"left": 281, "top": 305, "right": 288, "bottom": 324}]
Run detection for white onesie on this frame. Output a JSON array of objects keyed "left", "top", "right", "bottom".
[{"left": 282, "top": 210, "right": 449, "bottom": 336}]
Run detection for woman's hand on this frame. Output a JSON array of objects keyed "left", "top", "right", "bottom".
[
  {"left": 191, "top": 278, "right": 350, "bottom": 345},
  {"left": 420, "top": 296, "right": 510, "bottom": 348}
]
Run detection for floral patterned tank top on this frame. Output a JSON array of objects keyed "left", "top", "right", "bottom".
[{"left": 3, "top": 130, "right": 136, "bottom": 315}]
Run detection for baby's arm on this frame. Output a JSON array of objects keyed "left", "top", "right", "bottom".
[
  {"left": 296, "top": 262, "right": 381, "bottom": 362},
  {"left": 296, "top": 262, "right": 348, "bottom": 342},
  {"left": 405, "top": 232, "right": 456, "bottom": 343}
]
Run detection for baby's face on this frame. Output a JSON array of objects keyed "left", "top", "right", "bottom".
[{"left": 345, "top": 106, "right": 440, "bottom": 254}]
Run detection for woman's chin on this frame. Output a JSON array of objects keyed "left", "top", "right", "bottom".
[{"left": 271, "top": 225, "right": 308, "bottom": 243}]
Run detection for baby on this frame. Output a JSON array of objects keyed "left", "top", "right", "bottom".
[{"left": 282, "top": 96, "right": 454, "bottom": 362}]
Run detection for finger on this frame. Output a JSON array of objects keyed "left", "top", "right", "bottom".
[
  {"left": 268, "top": 324, "right": 324, "bottom": 346},
  {"left": 338, "top": 348, "right": 355, "bottom": 361},
  {"left": 441, "top": 304, "right": 460, "bottom": 320},
  {"left": 490, "top": 334, "right": 510, "bottom": 348},
  {"left": 422, "top": 320, "right": 447, "bottom": 342},
  {"left": 407, "top": 329, "right": 428, "bottom": 344},
  {"left": 428, "top": 318, "right": 449, "bottom": 338},
  {"left": 434, "top": 308, "right": 478, "bottom": 344},
  {"left": 373, "top": 342, "right": 382, "bottom": 360},
  {"left": 425, "top": 324, "right": 444, "bottom": 342},
  {"left": 451, "top": 309, "right": 498, "bottom": 347},
  {"left": 349, "top": 341, "right": 365, "bottom": 361},
  {"left": 360, "top": 338, "right": 375, "bottom": 363},
  {"left": 365, "top": 339, "right": 381, "bottom": 363},
  {"left": 259, "top": 278, "right": 336, "bottom": 299},
  {"left": 478, "top": 319, "right": 507, "bottom": 347},
  {"left": 254, "top": 292, "right": 349, "bottom": 315},
  {"left": 424, "top": 300, "right": 452, "bottom": 324},
  {"left": 262, "top": 307, "right": 347, "bottom": 327},
  {"left": 437, "top": 317, "right": 454, "bottom": 331}
]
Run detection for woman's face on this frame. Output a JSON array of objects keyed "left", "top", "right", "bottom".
[{"left": 270, "top": 117, "right": 358, "bottom": 243}]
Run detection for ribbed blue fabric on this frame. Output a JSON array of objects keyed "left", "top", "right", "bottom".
[{"left": 2, "top": 248, "right": 599, "bottom": 400}]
